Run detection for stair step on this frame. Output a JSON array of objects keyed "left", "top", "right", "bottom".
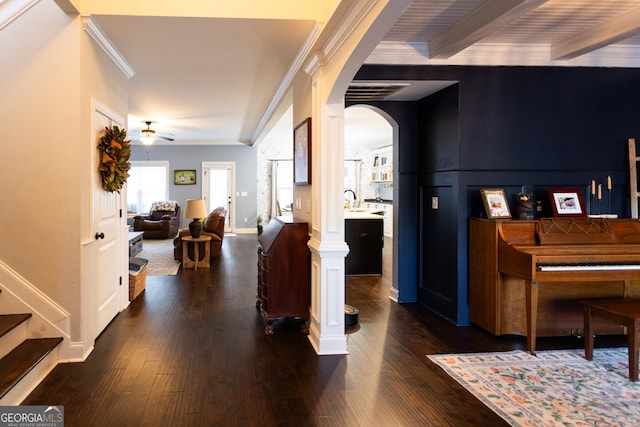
[
  {"left": 0, "top": 314, "right": 32, "bottom": 338},
  {"left": 0, "top": 338, "right": 63, "bottom": 400}
]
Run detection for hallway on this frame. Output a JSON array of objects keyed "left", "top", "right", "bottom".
[{"left": 23, "top": 234, "right": 594, "bottom": 426}]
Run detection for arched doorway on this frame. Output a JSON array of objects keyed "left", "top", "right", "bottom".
[{"left": 344, "top": 105, "right": 399, "bottom": 300}]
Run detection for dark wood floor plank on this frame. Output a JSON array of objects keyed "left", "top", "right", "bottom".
[{"left": 23, "top": 234, "right": 625, "bottom": 426}]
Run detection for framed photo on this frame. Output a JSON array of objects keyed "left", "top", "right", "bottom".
[
  {"left": 548, "top": 188, "right": 586, "bottom": 217},
  {"left": 174, "top": 169, "right": 196, "bottom": 185},
  {"left": 293, "top": 118, "right": 311, "bottom": 185},
  {"left": 481, "top": 188, "right": 511, "bottom": 219}
]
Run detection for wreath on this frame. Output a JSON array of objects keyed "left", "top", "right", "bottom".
[{"left": 97, "top": 125, "right": 131, "bottom": 192}]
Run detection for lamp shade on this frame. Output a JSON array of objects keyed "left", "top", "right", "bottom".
[
  {"left": 140, "top": 133, "right": 155, "bottom": 145},
  {"left": 184, "top": 199, "right": 207, "bottom": 219}
]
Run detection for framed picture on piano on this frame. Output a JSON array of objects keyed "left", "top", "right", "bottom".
[
  {"left": 548, "top": 188, "right": 587, "bottom": 217},
  {"left": 481, "top": 188, "right": 511, "bottom": 219}
]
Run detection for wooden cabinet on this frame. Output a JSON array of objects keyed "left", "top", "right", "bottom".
[
  {"left": 256, "top": 217, "right": 310, "bottom": 335},
  {"left": 128, "top": 231, "right": 144, "bottom": 257}
]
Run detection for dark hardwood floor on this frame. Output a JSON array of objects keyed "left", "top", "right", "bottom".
[{"left": 23, "top": 234, "right": 620, "bottom": 426}]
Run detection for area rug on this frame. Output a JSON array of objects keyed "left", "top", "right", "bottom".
[
  {"left": 428, "top": 348, "right": 640, "bottom": 426},
  {"left": 135, "top": 238, "right": 180, "bottom": 276}
]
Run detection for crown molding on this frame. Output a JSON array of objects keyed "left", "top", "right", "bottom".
[
  {"left": 322, "top": 0, "right": 377, "bottom": 64},
  {"left": 81, "top": 15, "right": 135, "bottom": 78},
  {"left": 303, "top": 0, "right": 378, "bottom": 76},
  {"left": 0, "top": 0, "right": 40, "bottom": 31}
]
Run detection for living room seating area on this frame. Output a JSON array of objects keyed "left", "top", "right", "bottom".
[
  {"left": 133, "top": 201, "right": 180, "bottom": 239},
  {"left": 173, "top": 206, "right": 227, "bottom": 261}
]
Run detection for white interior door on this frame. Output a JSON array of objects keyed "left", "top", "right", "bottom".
[
  {"left": 203, "top": 162, "right": 234, "bottom": 233},
  {"left": 90, "top": 103, "right": 126, "bottom": 338}
]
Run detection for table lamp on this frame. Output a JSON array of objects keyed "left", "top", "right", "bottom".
[{"left": 184, "top": 199, "right": 208, "bottom": 238}]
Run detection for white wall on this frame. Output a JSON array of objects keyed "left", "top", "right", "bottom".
[
  {"left": 0, "top": 1, "right": 82, "bottom": 316},
  {"left": 0, "top": 1, "right": 129, "bottom": 341}
]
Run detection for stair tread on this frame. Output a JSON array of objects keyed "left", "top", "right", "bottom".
[
  {"left": 0, "top": 338, "right": 63, "bottom": 399},
  {"left": 0, "top": 314, "right": 32, "bottom": 338}
]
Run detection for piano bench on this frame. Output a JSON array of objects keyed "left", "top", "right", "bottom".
[{"left": 579, "top": 298, "right": 640, "bottom": 381}]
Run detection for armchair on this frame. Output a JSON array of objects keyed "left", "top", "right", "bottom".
[
  {"left": 133, "top": 201, "right": 180, "bottom": 239},
  {"left": 174, "top": 206, "right": 227, "bottom": 261}
]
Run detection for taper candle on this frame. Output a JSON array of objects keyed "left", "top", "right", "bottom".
[
  {"left": 591, "top": 180, "right": 596, "bottom": 195},
  {"left": 598, "top": 184, "right": 602, "bottom": 200},
  {"left": 608, "top": 176, "right": 612, "bottom": 190}
]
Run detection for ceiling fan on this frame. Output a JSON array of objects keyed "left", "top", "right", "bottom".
[{"left": 138, "top": 121, "right": 175, "bottom": 145}]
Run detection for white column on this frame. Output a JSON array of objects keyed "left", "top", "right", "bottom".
[{"left": 306, "top": 75, "right": 349, "bottom": 355}]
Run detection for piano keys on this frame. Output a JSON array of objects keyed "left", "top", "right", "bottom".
[
  {"left": 539, "top": 264, "right": 640, "bottom": 271},
  {"left": 469, "top": 217, "right": 640, "bottom": 353}
]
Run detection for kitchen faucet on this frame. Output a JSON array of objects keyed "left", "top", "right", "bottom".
[{"left": 344, "top": 189, "right": 357, "bottom": 208}]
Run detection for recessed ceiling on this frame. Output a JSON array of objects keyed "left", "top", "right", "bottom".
[{"left": 91, "top": 15, "right": 314, "bottom": 144}]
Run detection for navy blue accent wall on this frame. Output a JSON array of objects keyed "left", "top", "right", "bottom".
[
  {"left": 354, "top": 64, "right": 640, "bottom": 325},
  {"left": 417, "top": 85, "right": 460, "bottom": 320}
]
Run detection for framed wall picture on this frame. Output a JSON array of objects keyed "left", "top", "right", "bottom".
[
  {"left": 293, "top": 117, "right": 311, "bottom": 185},
  {"left": 548, "top": 188, "right": 586, "bottom": 217},
  {"left": 174, "top": 169, "right": 196, "bottom": 185},
  {"left": 481, "top": 188, "right": 511, "bottom": 219}
]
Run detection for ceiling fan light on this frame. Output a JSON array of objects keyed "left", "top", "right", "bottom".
[{"left": 140, "top": 131, "right": 156, "bottom": 145}]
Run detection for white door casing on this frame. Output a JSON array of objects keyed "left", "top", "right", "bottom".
[{"left": 202, "top": 162, "right": 235, "bottom": 233}]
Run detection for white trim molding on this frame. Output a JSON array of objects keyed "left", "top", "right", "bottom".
[
  {"left": 0, "top": 260, "right": 71, "bottom": 359},
  {"left": 81, "top": 15, "right": 135, "bottom": 78},
  {"left": 0, "top": 0, "right": 40, "bottom": 31}
]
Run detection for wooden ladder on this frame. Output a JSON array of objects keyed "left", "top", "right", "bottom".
[{"left": 630, "top": 138, "right": 640, "bottom": 219}]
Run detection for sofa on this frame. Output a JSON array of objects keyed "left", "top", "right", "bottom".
[
  {"left": 174, "top": 206, "right": 227, "bottom": 261},
  {"left": 133, "top": 201, "right": 180, "bottom": 239}
]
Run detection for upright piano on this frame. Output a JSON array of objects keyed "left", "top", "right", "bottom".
[{"left": 469, "top": 217, "right": 640, "bottom": 352}]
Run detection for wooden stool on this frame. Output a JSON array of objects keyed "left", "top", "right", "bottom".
[
  {"left": 580, "top": 298, "right": 640, "bottom": 381},
  {"left": 181, "top": 235, "right": 211, "bottom": 271}
]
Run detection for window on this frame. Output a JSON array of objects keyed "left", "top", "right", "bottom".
[
  {"left": 127, "top": 161, "right": 169, "bottom": 214},
  {"left": 277, "top": 161, "right": 293, "bottom": 213}
]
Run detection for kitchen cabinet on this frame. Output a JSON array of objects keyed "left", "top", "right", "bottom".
[
  {"left": 345, "top": 214, "right": 383, "bottom": 275},
  {"left": 363, "top": 202, "right": 393, "bottom": 238}
]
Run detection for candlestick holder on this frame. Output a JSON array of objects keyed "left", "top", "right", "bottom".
[{"left": 608, "top": 189, "right": 612, "bottom": 215}]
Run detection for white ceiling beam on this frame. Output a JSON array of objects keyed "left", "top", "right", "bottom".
[
  {"left": 428, "top": 0, "right": 548, "bottom": 59},
  {"left": 53, "top": 0, "right": 78, "bottom": 14},
  {"left": 551, "top": 6, "right": 640, "bottom": 60}
]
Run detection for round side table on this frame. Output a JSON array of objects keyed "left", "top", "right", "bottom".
[{"left": 181, "top": 235, "right": 212, "bottom": 270}]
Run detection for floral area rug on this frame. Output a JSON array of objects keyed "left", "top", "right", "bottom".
[
  {"left": 134, "top": 238, "right": 180, "bottom": 276},
  {"left": 428, "top": 348, "right": 640, "bottom": 426}
]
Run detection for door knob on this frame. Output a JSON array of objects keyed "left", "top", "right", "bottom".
[{"left": 95, "top": 232, "right": 105, "bottom": 240}]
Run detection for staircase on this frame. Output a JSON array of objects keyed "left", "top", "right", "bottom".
[{"left": 0, "top": 290, "right": 62, "bottom": 405}]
